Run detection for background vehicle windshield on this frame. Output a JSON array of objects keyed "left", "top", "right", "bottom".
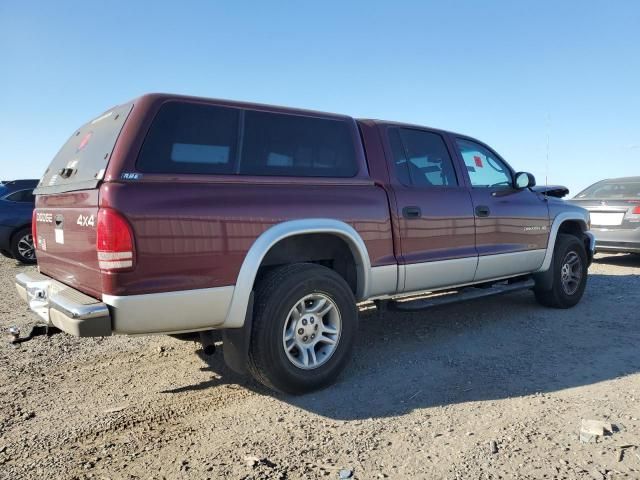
[{"left": 574, "top": 179, "right": 640, "bottom": 199}]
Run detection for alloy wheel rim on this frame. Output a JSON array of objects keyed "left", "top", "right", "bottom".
[
  {"left": 17, "top": 234, "right": 35, "bottom": 260},
  {"left": 560, "top": 251, "right": 582, "bottom": 295},
  {"left": 282, "top": 293, "right": 341, "bottom": 370}
]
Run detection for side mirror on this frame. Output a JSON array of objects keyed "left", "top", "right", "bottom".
[{"left": 514, "top": 172, "right": 536, "bottom": 189}]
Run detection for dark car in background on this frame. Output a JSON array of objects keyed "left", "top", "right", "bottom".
[
  {"left": 0, "top": 179, "right": 38, "bottom": 264},
  {"left": 571, "top": 176, "right": 640, "bottom": 254}
]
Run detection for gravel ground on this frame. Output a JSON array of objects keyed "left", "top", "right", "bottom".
[{"left": 0, "top": 254, "right": 639, "bottom": 479}]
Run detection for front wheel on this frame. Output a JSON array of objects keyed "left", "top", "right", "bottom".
[
  {"left": 11, "top": 227, "right": 36, "bottom": 265},
  {"left": 534, "top": 234, "right": 587, "bottom": 308},
  {"left": 247, "top": 263, "right": 358, "bottom": 394}
]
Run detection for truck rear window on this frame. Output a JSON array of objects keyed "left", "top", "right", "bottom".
[
  {"left": 137, "top": 102, "right": 358, "bottom": 178},
  {"left": 34, "top": 103, "right": 133, "bottom": 195}
]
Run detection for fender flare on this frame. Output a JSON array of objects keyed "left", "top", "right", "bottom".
[
  {"left": 223, "top": 218, "right": 372, "bottom": 328},
  {"left": 536, "top": 211, "right": 591, "bottom": 274}
]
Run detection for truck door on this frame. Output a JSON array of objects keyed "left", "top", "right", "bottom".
[
  {"left": 384, "top": 127, "right": 477, "bottom": 293},
  {"left": 452, "top": 136, "right": 550, "bottom": 282}
]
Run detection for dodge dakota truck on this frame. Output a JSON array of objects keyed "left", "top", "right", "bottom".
[{"left": 16, "top": 94, "right": 594, "bottom": 394}]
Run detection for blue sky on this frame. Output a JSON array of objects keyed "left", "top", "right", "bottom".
[{"left": 1, "top": 1, "right": 638, "bottom": 195}]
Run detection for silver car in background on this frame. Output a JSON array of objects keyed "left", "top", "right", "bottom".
[{"left": 570, "top": 176, "right": 640, "bottom": 254}]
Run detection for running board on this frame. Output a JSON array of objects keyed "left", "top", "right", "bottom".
[{"left": 387, "top": 278, "right": 535, "bottom": 312}]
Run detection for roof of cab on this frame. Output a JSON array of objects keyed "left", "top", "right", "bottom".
[{"left": 358, "top": 118, "right": 484, "bottom": 144}]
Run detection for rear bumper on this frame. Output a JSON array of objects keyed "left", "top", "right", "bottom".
[
  {"left": 15, "top": 271, "right": 111, "bottom": 337},
  {"left": 16, "top": 271, "right": 236, "bottom": 336},
  {"left": 596, "top": 242, "right": 640, "bottom": 254},
  {"left": 592, "top": 227, "right": 640, "bottom": 254}
]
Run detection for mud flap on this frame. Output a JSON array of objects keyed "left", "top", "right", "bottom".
[
  {"left": 533, "top": 268, "right": 554, "bottom": 291},
  {"left": 222, "top": 292, "right": 253, "bottom": 375}
]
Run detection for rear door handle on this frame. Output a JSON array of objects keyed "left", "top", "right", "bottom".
[
  {"left": 402, "top": 206, "right": 422, "bottom": 219},
  {"left": 475, "top": 205, "right": 491, "bottom": 217}
]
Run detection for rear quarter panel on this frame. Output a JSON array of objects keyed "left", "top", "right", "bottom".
[{"left": 100, "top": 180, "right": 394, "bottom": 296}]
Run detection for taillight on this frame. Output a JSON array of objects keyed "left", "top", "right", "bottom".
[
  {"left": 96, "top": 208, "right": 134, "bottom": 271},
  {"left": 632, "top": 206, "right": 640, "bottom": 215},
  {"left": 31, "top": 209, "right": 38, "bottom": 250}
]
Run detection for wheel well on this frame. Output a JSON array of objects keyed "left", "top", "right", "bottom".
[
  {"left": 557, "top": 220, "right": 584, "bottom": 237},
  {"left": 10, "top": 224, "right": 32, "bottom": 244},
  {"left": 557, "top": 220, "right": 591, "bottom": 261},
  {"left": 257, "top": 234, "right": 358, "bottom": 295}
]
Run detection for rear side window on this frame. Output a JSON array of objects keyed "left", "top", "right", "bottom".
[
  {"left": 240, "top": 111, "right": 357, "bottom": 177},
  {"left": 137, "top": 103, "right": 358, "bottom": 177},
  {"left": 388, "top": 129, "right": 411, "bottom": 185},
  {"left": 137, "top": 102, "right": 239, "bottom": 174},
  {"left": 389, "top": 128, "right": 457, "bottom": 187}
]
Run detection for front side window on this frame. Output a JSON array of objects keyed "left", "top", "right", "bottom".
[
  {"left": 456, "top": 138, "right": 512, "bottom": 188},
  {"left": 240, "top": 111, "right": 358, "bottom": 177},
  {"left": 138, "top": 102, "right": 239, "bottom": 174},
  {"left": 389, "top": 128, "right": 457, "bottom": 187}
]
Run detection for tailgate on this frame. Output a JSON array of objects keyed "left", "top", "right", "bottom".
[{"left": 35, "top": 190, "right": 102, "bottom": 297}]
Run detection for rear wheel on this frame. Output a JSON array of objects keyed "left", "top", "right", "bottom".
[
  {"left": 535, "top": 234, "right": 587, "bottom": 308},
  {"left": 247, "top": 263, "right": 358, "bottom": 394},
  {"left": 10, "top": 227, "right": 36, "bottom": 265}
]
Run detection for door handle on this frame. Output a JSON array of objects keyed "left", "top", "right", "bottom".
[
  {"left": 402, "top": 206, "right": 422, "bottom": 219},
  {"left": 475, "top": 205, "right": 491, "bottom": 217}
]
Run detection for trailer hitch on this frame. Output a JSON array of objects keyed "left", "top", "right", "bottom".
[{"left": 7, "top": 325, "right": 61, "bottom": 345}]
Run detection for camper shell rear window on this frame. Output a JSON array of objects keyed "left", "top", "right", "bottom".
[{"left": 34, "top": 103, "right": 133, "bottom": 195}]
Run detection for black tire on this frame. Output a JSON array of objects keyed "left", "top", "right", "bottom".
[
  {"left": 10, "top": 227, "right": 36, "bottom": 265},
  {"left": 534, "top": 234, "right": 587, "bottom": 308},
  {"left": 247, "top": 263, "right": 358, "bottom": 394},
  {"left": 0, "top": 249, "right": 14, "bottom": 259}
]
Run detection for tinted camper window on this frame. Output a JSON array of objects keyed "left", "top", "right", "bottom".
[
  {"left": 138, "top": 103, "right": 358, "bottom": 177},
  {"left": 240, "top": 111, "right": 358, "bottom": 177},
  {"left": 137, "top": 102, "right": 239, "bottom": 174}
]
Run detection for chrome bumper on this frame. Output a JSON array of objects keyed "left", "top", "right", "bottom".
[{"left": 15, "top": 271, "right": 111, "bottom": 337}]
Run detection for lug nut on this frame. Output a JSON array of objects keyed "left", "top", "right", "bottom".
[
  {"left": 303, "top": 336, "right": 308, "bottom": 342},
  {"left": 298, "top": 328, "right": 304, "bottom": 335},
  {"left": 302, "top": 319, "right": 308, "bottom": 326},
  {"left": 310, "top": 317, "right": 315, "bottom": 324},
  {"left": 314, "top": 325, "right": 318, "bottom": 331},
  {"left": 311, "top": 334, "right": 315, "bottom": 339}
]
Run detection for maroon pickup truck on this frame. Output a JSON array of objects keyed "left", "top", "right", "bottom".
[{"left": 16, "top": 94, "right": 594, "bottom": 393}]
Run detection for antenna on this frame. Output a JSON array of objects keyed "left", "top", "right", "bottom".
[{"left": 545, "top": 113, "right": 550, "bottom": 199}]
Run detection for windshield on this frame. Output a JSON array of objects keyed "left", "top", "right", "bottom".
[{"left": 574, "top": 179, "right": 640, "bottom": 200}]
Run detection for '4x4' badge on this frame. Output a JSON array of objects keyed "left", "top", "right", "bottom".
[{"left": 77, "top": 215, "right": 95, "bottom": 227}]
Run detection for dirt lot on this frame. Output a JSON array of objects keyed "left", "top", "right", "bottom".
[{"left": 0, "top": 254, "right": 639, "bottom": 480}]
